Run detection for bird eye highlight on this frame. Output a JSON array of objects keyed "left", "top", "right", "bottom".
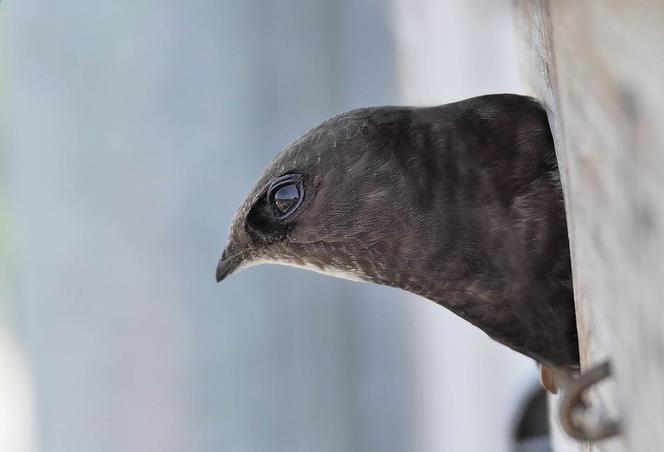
[{"left": 267, "top": 174, "right": 304, "bottom": 219}]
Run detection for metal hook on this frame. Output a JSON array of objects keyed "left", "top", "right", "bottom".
[{"left": 558, "top": 360, "right": 621, "bottom": 441}]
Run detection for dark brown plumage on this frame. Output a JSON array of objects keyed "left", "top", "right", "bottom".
[{"left": 216, "top": 94, "right": 579, "bottom": 369}]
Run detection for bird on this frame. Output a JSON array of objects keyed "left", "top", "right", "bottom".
[{"left": 216, "top": 94, "right": 579, "bottom": 389}]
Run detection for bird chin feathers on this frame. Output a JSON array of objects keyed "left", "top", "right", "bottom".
[{"left": 239, "top": 257, "right": 367, "bottom": 283}]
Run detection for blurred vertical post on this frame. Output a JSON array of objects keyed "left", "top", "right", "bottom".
[{"left": 390, "top": 1, "right": 541, "bottom": 451}]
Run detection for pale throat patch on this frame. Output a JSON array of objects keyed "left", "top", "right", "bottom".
[{"left": 237, "top": 257, "right": 367, "bottom": 283}]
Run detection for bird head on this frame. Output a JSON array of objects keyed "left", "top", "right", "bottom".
[
  {"left": 215, "top": 95, "right": 580, "bottom": 369},
  {"left": 216, "top": 107, "right": 430, "bottom": 285}
]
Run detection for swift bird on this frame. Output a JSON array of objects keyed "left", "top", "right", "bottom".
[{"left": 216, "top": 94, "right": 579, "bottom": 388}]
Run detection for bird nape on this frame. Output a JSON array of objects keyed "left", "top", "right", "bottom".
[{"left": 216, "top": 94, "right": 579, "bottom": 390}]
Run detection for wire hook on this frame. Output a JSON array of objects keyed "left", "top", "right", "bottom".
[{"left": 558, "top": 360, "right": 621, "bottom": 441}]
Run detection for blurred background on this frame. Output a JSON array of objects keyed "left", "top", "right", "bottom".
[{"left": 0, "top": 1, "right": 544, "bottom": 451}]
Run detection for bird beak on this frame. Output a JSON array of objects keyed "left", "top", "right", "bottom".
[{"left": 216, "top": 248, "right": 243, "bottom": 283}]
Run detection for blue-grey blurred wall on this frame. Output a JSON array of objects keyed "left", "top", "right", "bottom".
[{"left": 4, "top": 1, "right": 414, "bottom": 452}]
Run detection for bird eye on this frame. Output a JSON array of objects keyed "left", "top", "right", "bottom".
[
  {"left": 274, "top": 184, "right": 299, "bottom": 212},
  {"left": 267, "top": 174, "right": 304, "bottom": 219}
]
